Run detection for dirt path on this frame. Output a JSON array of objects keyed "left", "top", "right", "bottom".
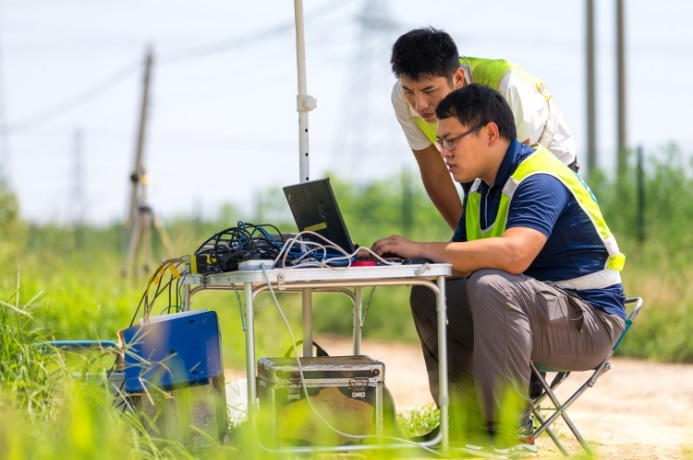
[{"left": 314, "top": 336, "right": 693, "bottom": 459}]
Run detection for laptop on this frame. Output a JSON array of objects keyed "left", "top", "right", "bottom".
[
  {"left": 283, "top": 178, "right": 432, "bottom": 266},
  {"left": 282, "top": 178, "right": 356, "bottom": 254}
]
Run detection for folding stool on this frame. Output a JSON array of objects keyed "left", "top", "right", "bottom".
[{"left": 530, "top": 296, "right": 644, "bottom": 456}]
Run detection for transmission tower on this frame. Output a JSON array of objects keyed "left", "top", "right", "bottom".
[{"left": 333, "top": 0, "right": 399, "bottom": 177}]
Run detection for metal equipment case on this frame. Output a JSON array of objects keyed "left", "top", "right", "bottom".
[{"left": 257, "top": 355, "right": 385, "bottom": 446}]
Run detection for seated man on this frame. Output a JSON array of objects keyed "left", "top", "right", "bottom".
[{"left": 371, "top": 84, "right": 626, "bottom": 455}]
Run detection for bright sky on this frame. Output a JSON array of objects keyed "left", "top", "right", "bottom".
[{"left": 1, "top": 0, "right": 691, "bottom": 224}]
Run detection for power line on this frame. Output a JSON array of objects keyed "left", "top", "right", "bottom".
[
  {"left": 0, "top": 1, "right": 353, "bottom": 137},
  {"left": 0, "top": 59, "right": 139, "bottom": 134},
  {"left": 158, "top": 0, "right": 353, "bottom": 64}
]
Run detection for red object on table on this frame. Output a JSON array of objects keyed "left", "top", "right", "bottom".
[{"left": 351, "top": 260, "right": 376, "bottom": 267}]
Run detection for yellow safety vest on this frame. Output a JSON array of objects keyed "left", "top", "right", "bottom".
[
  {"left": 413, "top": 57, "right": 552, "bottom": 145},
  {"left": 465, "top": 147, "right": 625, "bottom": 290}
]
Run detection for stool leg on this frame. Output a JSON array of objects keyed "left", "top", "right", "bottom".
[
  {"left": 559, "top": 410, "right": 594, "bottom": 456},
  {"left": 533, "top": 406, "right": 569, "bottom": 457}
]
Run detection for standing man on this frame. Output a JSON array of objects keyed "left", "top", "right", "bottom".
[
  {"left": 372, "top": 84, "right": 625, "bottom": 455},
  {"left": 391, "top": 27, "right": 577, "bottom": 230}
]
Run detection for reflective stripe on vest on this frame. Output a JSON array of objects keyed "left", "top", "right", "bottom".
[{"left": 465, "top": 147, "right": 626, "bottom": 289}]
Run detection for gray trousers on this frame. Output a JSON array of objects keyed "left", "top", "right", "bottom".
[{"left": 410, "top": 269, "right": 625, "bottom": 426}]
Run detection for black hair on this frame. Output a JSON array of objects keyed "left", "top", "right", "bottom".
[
  {"left": 435, "top": 84, "right": 517, "bottom": 141},
  {"left": 390, "top": 27, "right": 460, "bottom": 82}
]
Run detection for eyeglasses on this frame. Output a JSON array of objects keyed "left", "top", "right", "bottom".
[{"left": 436, "top": 123, "right": 486, "bottom": 152}]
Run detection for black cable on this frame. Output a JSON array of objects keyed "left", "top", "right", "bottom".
[
  {"left": 192, "top": 221, "right": 355, "bottom": 274},
  {"left": 126, "top": 257, "right": 184, "bottom": 327},
  {"left": 143, "top": 267, "right": 176, "bottom": 321},
  {"left": 193, "top": 222, "right": 290, "bottom": 274}
]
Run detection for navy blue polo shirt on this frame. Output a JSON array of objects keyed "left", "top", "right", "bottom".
[{"left": 452, "top": 140, "right": 626, "bottom": 318}]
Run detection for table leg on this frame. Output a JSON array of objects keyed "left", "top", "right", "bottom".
[
  {"left": 302, "top": 288, "right": 313, "bottom": 357},
  {"left": 353, "top": 287, "right": 362, "bottom": 355},
  {"left": 437, "top": 275, "right": 449, "bottom": 452},
  {"left": 244, "top": 282, "right": 258, "bottom": 444}
]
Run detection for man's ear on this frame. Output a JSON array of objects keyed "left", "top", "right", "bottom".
[
  {"left": 484, "top": 122, "right": 501, "bottom": 145},
  {"left": 453, "top": 68, "right": 465, "bottom": 88}
]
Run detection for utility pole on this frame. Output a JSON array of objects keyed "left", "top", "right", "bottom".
[
  {"left": 616, "top": 0, "right": 627, "bottom": 175},
  {"left": 585, "top": 0, "right": 597, "bottom": 175},
  {"left": 122, "top": 47, "right": 173, "bottom": 276},
  {"left": 71, "top": 128, "right": 86, "bottom": 247},
  {"left": 127, "top": 48, "right": 153, "bottom": 225}
]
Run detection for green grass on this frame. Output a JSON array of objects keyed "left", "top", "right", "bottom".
[
  {"left": 1, "top": 145, "right": 692, "bottom": 457},
  {"left": 0, "top": 295, "right": 439, "bottom": 459}
]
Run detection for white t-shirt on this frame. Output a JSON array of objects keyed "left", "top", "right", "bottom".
[{"left": 391, "top": 66, "right": 577, "bottom": 166}]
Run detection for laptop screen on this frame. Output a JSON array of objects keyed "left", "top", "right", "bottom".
[{"left": 282, "top": 178, "right": 356, "bottom": 254}]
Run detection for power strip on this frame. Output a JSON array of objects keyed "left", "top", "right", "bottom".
[{"left": 238, "top": 259, "right": 275, "bottom": 271}]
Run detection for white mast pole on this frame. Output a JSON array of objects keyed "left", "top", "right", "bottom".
[
  {"left": 294, "top": 0, "right": 317, "bottom": 358},
  {"left": 293, "top": 0, "right": 316, "bottom": 184}
]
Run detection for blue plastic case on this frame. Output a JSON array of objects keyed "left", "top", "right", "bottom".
[{"left": 122, "top": 310, "right": 222, "bottom": 392}]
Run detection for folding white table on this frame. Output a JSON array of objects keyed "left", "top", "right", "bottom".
[{"left": 182, "top": 262, "right": 452, "bottom": 453}]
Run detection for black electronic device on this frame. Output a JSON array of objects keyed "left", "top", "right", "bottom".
[
  {"left": 375, "top": 257, "right": 433, "bottom": 266},
  {"left": 283, "top": 178, "right": 356, "bottom": 254}
]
